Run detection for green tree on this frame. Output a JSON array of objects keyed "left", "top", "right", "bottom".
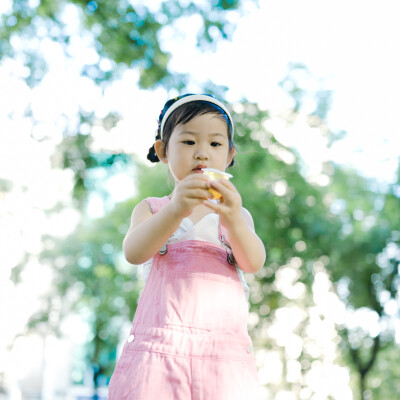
[
  {"left": 5, "top": 2, "right": 400, "bottom": 398},
  {"left": 0, "top": 0, "right": 257, "bottom": 208},
  {"left": 328, "top": 166, "right": 400, "bottom": 400},
  {"left": 1, "top": 0, "right": 253, "bottom": 88},
  {"left": 278, "top": 64, "right": 400, "bottom": 399},
  {"left": 3, "top": 0, "right": 257, "bottom": 394},
  {"left": 25, "top": 158, "right": 171, "bottom": 390},
  {"left": 16, "top": 96, "right": 400, "bottom": 398}
]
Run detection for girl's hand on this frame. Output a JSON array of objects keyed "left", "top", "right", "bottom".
[
  {"left": 203, "top": 180, "right": 266, "bottom": 273},
  {"left": 202, "top": 179, "right": 243, "bottom": 230},
  {"left": 169, "top": 174, "right": 213, "bottom": 219}
]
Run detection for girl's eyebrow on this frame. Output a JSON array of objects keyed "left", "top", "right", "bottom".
[{"left": 178, "top": 131, "right": 226, "bottom": 138}]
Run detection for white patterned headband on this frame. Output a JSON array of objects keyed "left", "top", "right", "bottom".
[{"left": 159, "top": 94, "right": 234, "bottom": 139}]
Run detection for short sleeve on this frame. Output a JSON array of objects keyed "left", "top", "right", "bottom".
[{"left": 143, "top": 196, "right": 170, "bottom": 214}]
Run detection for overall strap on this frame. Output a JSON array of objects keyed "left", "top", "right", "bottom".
[
  {"left": 145, "top": 195, "right": 236, "bottom": 264},
  {"left": 218, "top": 223, "right": 236, "bottom": 265},
  {"left": 144, "top": 196, "right": 170, "bottom": 214},
  {"left": 218, "top": 223, "right": 228, "bottom": 244}
]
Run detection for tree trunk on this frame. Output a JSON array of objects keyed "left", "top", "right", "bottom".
[
  {"left": 349, "top": 335, "right": 380, "bottom": 400},
  {"left": 360, "top": 371, "right": 366, "bottom": 400}
]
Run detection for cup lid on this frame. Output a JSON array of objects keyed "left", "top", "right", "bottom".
[{"left": 201, "top": 168, "right": 233, "bottom": 178}]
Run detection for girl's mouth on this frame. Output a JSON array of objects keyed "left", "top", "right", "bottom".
[{"left": 193, "top": 164, "right": 207, "bottom": 173}]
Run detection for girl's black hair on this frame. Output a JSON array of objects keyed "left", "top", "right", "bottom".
[{"left": 147, "top": 95, "right": 235, "bottom": 167}]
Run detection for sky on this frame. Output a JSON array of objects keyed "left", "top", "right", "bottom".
[
  {"left": 162, "top": 0, "right": 400, "bottom": 184},
  {"left": 1, "top": 0, "right": 400, "bottom": 397}
]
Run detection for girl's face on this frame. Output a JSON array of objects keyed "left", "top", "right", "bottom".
[{"left": 156, "top": 113, "right": 235, "bottom": 183}]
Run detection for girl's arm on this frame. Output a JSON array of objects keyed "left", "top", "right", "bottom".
[
  {"left": 123, "top": 199, "right": 183, "bottom": 264},
  {"left": 203, "top": 180, "right": 266, "bottom": 273},
  {"left": 123, "top": 174, "right": 212, "bottom": 264},
  {"left": 226, "top": 208, "right": 266, "bottom": 274}
]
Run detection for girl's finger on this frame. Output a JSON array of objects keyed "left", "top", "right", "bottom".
[
  {"left": 186, "top": 174, "right": 211, "bottom": 184},
  {"left": 209, "top": 180, "right": 231, "bottom": 196},
  {"left": 185, "top": 177, "right": 211, "bottom": 189},
  {"left": 203, "top": 199, "right": 221, "bottom": 211},
  {"left": 185, "top": 187, "right": 214, "bottom": 199},
  {"left": 214, "top": 179, "right": 237, "bottom": 191}
]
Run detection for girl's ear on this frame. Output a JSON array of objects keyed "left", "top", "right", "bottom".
[
  {"left": 226, "top": 147, "right": 235, "bottom": 167},
  {"left": 154, "top": 140, "right": 168, "bottom": 163}
]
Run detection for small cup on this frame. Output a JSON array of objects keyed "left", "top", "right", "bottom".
[{"left": 202, "top": 168, "right": 233, "bottom": 200}]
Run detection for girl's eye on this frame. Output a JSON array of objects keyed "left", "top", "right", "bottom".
[
  {"left": 183, "top": 140, "right": 195, "bottom": 145},
  {"left": 211, "top": 142, "right": 222, "bottom": 147}
]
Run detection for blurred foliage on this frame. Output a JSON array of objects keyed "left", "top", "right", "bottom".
[
  {"left": 229, "top": 102, "right": 396, "bottom": 398},
  {"left": 330, "top": 167, "right": 400, "bottom": 399},
  {"left": 26, "top": 97, "right": 400, "bottom": 398},
  {"left": 0, "top": 0, "right": 256, "bottom": 208},
  {"left": 2, "top": 0, "right": 258, "bottom": 391},
  {"left": 54, "top": 129, "right": 131, "bottom": 206},
  {"left": 0, "top": 177, "right": 13, "bottom": 192},
  {"left": 37, "top": 197, "right": 144, "bottom": 384},
  {"left": 365, "top": 342, "right": 400, "bottom": 398},
  {"left": 3, "top": 1, "right": 400, "bottom": 398},
  {"left": 279, "top": 62, "right": 333, "bottom": 120},
  {"left": 0, "top": 0, "right": 254, "bottom": 88}
]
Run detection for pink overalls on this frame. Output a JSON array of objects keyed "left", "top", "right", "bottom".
[{"left": 108, "top": 197, "right": 260, "bottom": 399}]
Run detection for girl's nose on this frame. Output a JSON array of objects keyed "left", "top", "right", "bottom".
[{"left": 195, "top": 150, "right": 208, "bottom": 160}]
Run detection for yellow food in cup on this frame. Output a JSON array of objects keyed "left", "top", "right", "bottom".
[{"left": 202, "top": 168, "right": 233, "bottom": 200}]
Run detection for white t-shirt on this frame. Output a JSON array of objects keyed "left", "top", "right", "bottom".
[{"left": 141, "top": 213, "right": 250, "bottom": 301}]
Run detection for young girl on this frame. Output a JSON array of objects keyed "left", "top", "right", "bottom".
[{"left": 108, "top": 94, "right": 266, "bottom": 399}]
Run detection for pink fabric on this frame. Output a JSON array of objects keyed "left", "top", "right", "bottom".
[
  {"left": 108, "top": 197, "right": 261, "bottom": 399},
  {"left": 145, "top": 196, "right": 170, "bottom": 214}
]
